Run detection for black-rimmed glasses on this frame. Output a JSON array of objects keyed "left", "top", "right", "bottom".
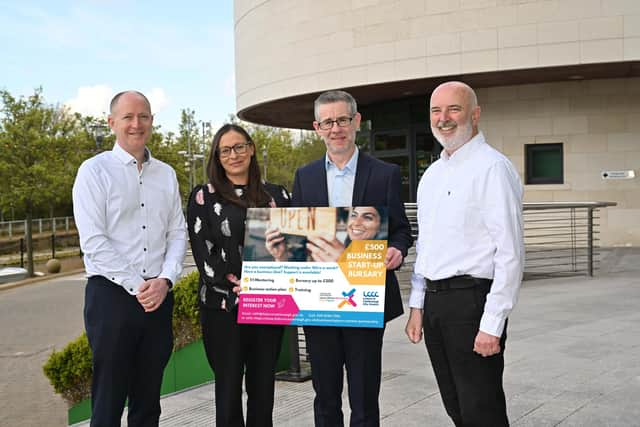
[
  {"left": 219, "top": 142, "right": 251, "bottom": 158},
  {"left": 317, "top": 116, "right": 354, "bottom": 130}
]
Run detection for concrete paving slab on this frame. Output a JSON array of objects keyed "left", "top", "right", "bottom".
[{"left": 69, "top": 259, "right": 640, "bottom": 427}]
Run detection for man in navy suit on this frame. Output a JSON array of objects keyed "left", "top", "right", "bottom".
[{"left": 291, "top": 90, "right": 413, "bottom": 426}]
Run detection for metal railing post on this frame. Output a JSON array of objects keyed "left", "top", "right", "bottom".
[
  {"left": 275, "top": 326, "right": 311, "bottom": 382},
  {"left": 51, "top": 234, "right": 56, "bottom": 259},
  {"left": 570, "top": 208, "right": 577, "bottom": 272},
  {"left": 587, "top": 207, "right": 594, "bottom": 277},
  {"left": 20, "top": 238, "right": 25, "bottom": 268}
]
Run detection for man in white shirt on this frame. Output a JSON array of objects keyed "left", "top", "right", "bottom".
[
  {"left": 405, "top": 81, "right": 524, "bottom": 426},
  {"left": 72, "top": 91, "right": 186, "bottom": 426}
]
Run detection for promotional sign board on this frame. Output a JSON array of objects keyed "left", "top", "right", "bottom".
[{"left": 238, "top": 206, "right": 388, "bottom": 328}]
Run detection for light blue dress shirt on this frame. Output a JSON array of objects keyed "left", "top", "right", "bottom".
[{"left": 325, "top": 148, "right": 358, "bottom": 207}]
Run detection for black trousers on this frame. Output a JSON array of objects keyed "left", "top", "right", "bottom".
[
  {"left": 84, "top": 276, "right": 174, "bottom": 427},
  {"left": 303, "top": 326, "right": 385, "bottom": 427},
  {"left": 200, "top": 308, "right": 284, "bottom": 427},
  {"left": 423, "top": 284, "right": 509, "bottom": 427}
]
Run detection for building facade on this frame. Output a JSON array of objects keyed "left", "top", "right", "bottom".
[{"left": 234, "top": 0, "right": 640, "bottom": 246}]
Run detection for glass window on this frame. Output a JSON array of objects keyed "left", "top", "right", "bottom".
[
  {"left": 415, "top": 131, "right": 439, "bottom": 179},
  {"left": 525, "top": 143, "right": 563, "bottom": 184},
  {"left": 375, "top": 155, "right": 411, "bottom": 202},
  {"left": 356, "top": 120, "right": 372, "bottom": 152},
  {"left": 374, "top": 133, "right": 406, "bottom": 151}
]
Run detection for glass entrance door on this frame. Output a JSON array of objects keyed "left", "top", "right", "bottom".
[
  {"left": 372, "top": 131, "right": 411, "bottom": 202},
  {"left": 370, "top": 128, "right": 441, "bottom": 202},
  {"left": 415, "top": 129, "right": 440, "bottom": 182}
]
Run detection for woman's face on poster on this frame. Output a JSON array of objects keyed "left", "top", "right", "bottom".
[{"left": 347, "top": 207, "right": 381, "bottom": 240}]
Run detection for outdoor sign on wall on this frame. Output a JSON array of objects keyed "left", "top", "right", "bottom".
[{"left": 601, "top": 170, "right": 636, "bottom": 180}]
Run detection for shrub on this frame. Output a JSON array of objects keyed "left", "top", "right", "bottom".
[
  {"left": 42, "top": 334, "right": 92, "bottom": 405},
  {"left": 43, "top": 271, "right": 202, "bottom": 406},
  {"left": 172, "top": 270, "right": 201, "bottom": 350}
]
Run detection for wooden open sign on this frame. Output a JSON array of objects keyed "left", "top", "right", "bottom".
[{"left": 270, "top": 207, "right": 336, "bottom": 236}]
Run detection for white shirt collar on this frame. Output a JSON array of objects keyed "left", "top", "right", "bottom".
[
  {"left": 440, "top": 131, "right": 485, "bottom": 164},
  {"left": 112, "top": 142, "right": 152, "bottom": 165}
]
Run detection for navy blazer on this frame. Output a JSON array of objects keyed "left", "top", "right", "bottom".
[{"left": 292, "top": 152, "right": 413, "bottom": 322}]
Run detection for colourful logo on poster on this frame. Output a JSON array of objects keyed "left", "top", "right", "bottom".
[{"left": 338, "top": 288, "right": 357, "bottom": 308}]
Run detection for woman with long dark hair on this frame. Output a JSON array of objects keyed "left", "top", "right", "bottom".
[{"left": 187, "top": 123, "right": 290, "bottom": 427}]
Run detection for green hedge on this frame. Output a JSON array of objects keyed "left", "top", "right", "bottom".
[
  {"left": 43, "top": 271, "right": 202, "bottom": 405},
  {"left": 42, "top": 334, "right": 92, "bottom": 405},
  {"left": 172, "top": 271, "right": 201, "bottom": 349}
]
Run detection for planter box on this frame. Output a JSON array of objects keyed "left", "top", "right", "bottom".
[
  {"left": 68, "top": 399, "right": 91, "bottom": 426},
  {"left": 69, "top": 330, "right": 291, "bottom": 425}
]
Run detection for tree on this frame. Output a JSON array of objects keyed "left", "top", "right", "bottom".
[
  {"left": 240, "top": 121, "right": 326, "bottom": 190},
  {"left": 0, "top": 88, "right": 86, "bottom": 276}
]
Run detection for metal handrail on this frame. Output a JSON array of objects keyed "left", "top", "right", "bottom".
[
  {"left": 403, "top": 201, "right": 617, "bottom": 277},
  {"left": 0, "top": 216, "right": 76, "bottom": 238},
  {"left": 522, "top": 201, "right": 616, "bottom": 210}
]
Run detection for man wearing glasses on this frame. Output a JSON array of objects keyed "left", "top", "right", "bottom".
[{"left": 291, "top": 90, "right": 413, "bottom": 426}]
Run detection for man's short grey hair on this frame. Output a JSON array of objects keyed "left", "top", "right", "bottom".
[
  {"left": 314, "top": 90, "right": 358, "bottom": 121},
  {"left": 109, "top": 90, "right": 152, "bottom": 114}
]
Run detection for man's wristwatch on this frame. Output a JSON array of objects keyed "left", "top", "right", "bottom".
[{"left": 165, "top": 278, "right": 173, "bottom": 291}]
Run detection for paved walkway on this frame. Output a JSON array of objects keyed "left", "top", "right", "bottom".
[
  {"left": 0, "top": 272, "right": 86, "bottom": 427},
  {"left": 73, "top": 249, "right": 640, "bottom": 426}
]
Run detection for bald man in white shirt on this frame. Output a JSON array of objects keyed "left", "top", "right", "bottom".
[
  {"left": 73, "top": 91, "right": 186, "bottom": 427},
  {"left": 405, "top": 81, "right": 524, "bottom": 427}
]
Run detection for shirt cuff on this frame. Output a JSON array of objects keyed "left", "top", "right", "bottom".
[
  {"left": 479, "top": 312, "right": 507, "bottom": 337},
  {"left": 160, "top": 265, "right": 182, "bottom": 288},
  {"left": 408, "top": 272, "right": 426, "bottom": 309},
  {"left": 158, "top": 277, "right": 173, "bottom": 292}
]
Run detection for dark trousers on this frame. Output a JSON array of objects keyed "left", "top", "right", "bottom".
[
  {"left": 200, "top": 308, "right": 284, "bottom": 427},
  {"left": 303, "top": 326, "right": 385, "bottom": 427},
  {"left": 84, "top": 276, "right": 174, "bottom": 427},
  {"left": 423, "top": 284, "right": 509, "bottom": 427}
]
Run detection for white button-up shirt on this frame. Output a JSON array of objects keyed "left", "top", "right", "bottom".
[
  {"left": 72, "top": 143, "right": 187, "bottom": 295},
  {"left": 409, "top": 132, "right": 524, "bottom": 336}
]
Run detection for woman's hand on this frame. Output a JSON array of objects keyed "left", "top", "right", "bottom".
[
  {"left": 225, "top": 273, "right": 242, "bottom": 295},
  {"left": 306, "top": 234, "right": 345, "bottom": 262},
  {"left": 265, "top": 227, "right": 288, "bottom": 261}
]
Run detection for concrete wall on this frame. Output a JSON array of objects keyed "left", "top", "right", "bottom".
[
  {"left": 234, "top": 1, "right": 640, "bottom": 246},
  {"left": 478, "top": 77, "right": 640, "bottom": 246},
  {"left": 235, "top": 0, "right": 640, "bottom": 113}
]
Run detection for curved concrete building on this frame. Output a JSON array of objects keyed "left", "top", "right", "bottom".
[{"left": 234, "top": 0, "right": 640, "bottom": 246}]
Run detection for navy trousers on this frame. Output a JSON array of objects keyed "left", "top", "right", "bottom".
[
  {"left": 423, "top": 284, "right": 509, "bottom": 427},
  {"left": 84, "top": 276, "right": 174, "bottom": 427},
  {"left": 303, "top": 325, "right": 385, "bottom": 427}
]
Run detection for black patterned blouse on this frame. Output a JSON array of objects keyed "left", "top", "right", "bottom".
[{"left": 187, "top": 182, "right": 291, "bottom": 310}]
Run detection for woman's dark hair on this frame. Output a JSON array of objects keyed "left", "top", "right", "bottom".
[
  {"left": 343, "top": 206, "right": 389, "bottom": 247},
  {"left": 372, "top": 206, "right": 388, "bottom": 238},
  {"left": 206, "top": 124, "right": 271, "bottom": 207}
]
